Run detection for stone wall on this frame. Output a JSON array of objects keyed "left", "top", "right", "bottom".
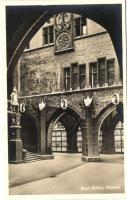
[
  {"left": 20, "top": 32, "right": 119, "bottom": 96},
  {"left": 20, "top": 86, "right": 123, "bottom": 123}
]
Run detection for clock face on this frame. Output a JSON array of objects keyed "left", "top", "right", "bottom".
[{"left": 56, "top": 32, "right": 71, "bottom": 50}]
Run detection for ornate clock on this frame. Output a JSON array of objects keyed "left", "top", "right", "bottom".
[
  {"left": 56, "top": 32, "right": 71, "bottom": 50},
  {"left": 54, "top": 12, "right": 74, "bottom": 53}
]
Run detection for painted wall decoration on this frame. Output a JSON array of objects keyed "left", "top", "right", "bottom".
[
  {"left": 20, "top": 52, "right": 59, "bottom": 96},
  {"left": 20, "top": 31, "right": 119, "bottom": 96}
]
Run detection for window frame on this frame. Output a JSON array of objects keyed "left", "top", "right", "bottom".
[
  {"left": 90, "top": 58, "right": 115, "bottom": 88},
  {"left": 74, "top": 16, "right": 87, "bottom": 38},
  {"left": 64, "top": 63, "right": 86, "bottom": 91},
  {"left": 64, "top": 67, "right": 71, "bottom": 91},
  {"left": 43, "top": 25, "right": 54, "bottom": 46},
  {"left": 79, "top": 64, "right": 86, "bottom": 89}
]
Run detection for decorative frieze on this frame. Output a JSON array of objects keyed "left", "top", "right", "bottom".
[{"left": 20, "top": 87, "right": 123, "bottom": 123}]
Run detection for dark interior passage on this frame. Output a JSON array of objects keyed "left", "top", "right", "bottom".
[
  {"left": 99, "top": 110, "right": 124, "bottom": 154},
  {"left": 21, "top": 114, "right": 38, "bottom": 153}
]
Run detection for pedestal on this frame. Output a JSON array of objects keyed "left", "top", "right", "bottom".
[
  {"left": 81, "top": 156, "right": 101, "bottom": 162},
  {"left": 9, "top": 125, "right": 23, "bottom": 164}
]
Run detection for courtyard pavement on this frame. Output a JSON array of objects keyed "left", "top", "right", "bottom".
[{"left": 9, "top": 153, "right": 124, "bottom": 195}]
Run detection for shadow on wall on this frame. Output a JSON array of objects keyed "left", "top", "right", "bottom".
[{"left": 20, "top": 114, "right": 38, "bottom": 153}]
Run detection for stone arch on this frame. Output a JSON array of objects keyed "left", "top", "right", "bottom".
[
  {"left": 47, "top": 106, "right": 82, "bottom": 154},
  {"left": 95, "top": 102, "right": 123, "bottom": 154},
  {"left": 95, "top": 102, "right": 123, "bottom": 134},
  {"left": 7, "top": 5, "right": 122, "bottom": 94},
  {"left": 95, "top": 102, "right": 123, "bottom": 133},
  {"left": 20, "top": 110, "right": 40, "bottom": 152}
]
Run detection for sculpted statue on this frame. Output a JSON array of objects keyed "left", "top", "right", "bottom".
[{"left": 10, "top": 87, "right": 19, "bottom": 112}]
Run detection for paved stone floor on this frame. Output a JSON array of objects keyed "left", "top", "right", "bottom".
[{"left": 9, "top": 153, "right": 124, "bottom": 195}]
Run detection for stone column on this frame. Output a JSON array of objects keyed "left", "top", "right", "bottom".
[
  {"left": 82, "top": 108, "right": 100, "bottom": 162},
  {"left": 39, "top": 108, "right": 47, "bottom": 154},
  {"left": 81, "top": 119, "right": 88, "bottom": 157},
  {"left": 39, "top": 108, "right": 54, "bottom": 159},
  {"left": 9, "top": 112, "right": 23, "bottom": 164}
]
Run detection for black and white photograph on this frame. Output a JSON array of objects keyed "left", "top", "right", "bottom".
[{"left": 0, "top": 0, "right": 126, "bottom": 199}]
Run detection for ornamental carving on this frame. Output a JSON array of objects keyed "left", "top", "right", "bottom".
[
  {"left": 19, "top": 87, "right": 123, "bottom": 122},
  {"left": 54, "top": 12, "right": 73, "bottom": 53}
]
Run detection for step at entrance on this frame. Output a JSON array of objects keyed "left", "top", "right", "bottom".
[{"left": 25, "top": 151, "right": 42, "bottom": 163}]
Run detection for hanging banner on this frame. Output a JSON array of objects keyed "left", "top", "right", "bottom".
[
  {"left": 61, "top": 98, "right": 68, "bottom": 109},
  {"left": 111, "top": 93, "right": 119, "bottom": 105},
  {"left": 83, "top": 96, "right": 93, "bottom": 107}
]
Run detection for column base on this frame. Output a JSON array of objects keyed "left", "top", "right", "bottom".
[
  {"left": 38, "top": 154, "right": 54, "bottom": 160},
  {"left": 81, "top": 156, "right": 101, "bottom": 162},
  {"left": 9, "top": 160, "right": 23, "bottom": 164}
]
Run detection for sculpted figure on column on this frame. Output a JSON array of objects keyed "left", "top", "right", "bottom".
[{"left": 10, "top": 87, "right": 19, "bottom": 112}]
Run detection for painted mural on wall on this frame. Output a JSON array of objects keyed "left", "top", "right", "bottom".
[{"left": 20, "top": 53, "right": 58, "bottom": 96}]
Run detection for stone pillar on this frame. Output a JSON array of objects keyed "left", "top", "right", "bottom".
[
  {"left": 39, "top": 108, "right": 47, "bottom": 154},
  {"left": 82, "top": 108, "right": 100, "bottom": 162},
  {"left": 39, "top": 108, "right": 54, "bottom": 159},
  {"left": 67, "top": 131, "right": 78, "bottom": 153},
  {"left": 9, "top": 112, "right": 23, "bottom": 164},
  {"left": 81, "top": 119, "right": 88, "bottom": 156}
]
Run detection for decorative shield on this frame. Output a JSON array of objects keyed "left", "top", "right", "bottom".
[
  {"left": 61, "top": 98, "right": 67, "bottom": 109},
  {"left": 19, "top": 103, "right": 25, "bottom": 113},
  {"left": 111, "top": 93, "right": 119, "bottom": 105},
  {"left": 83, "top": 96, "right": 93, "bottom": 107},
  {"left": 39, "top": 100, "right": 46, "bottom": 111}
]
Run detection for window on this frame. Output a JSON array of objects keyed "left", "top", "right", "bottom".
[
  {"left": 72, "top": 63, "right": 78, "bottom": 90},
  {"left": 79, "top": 64, "right": 86, "bottom": 89},
  {"left": 52, "top": 122, "right": 67, "bottom": 152},
  {"left": 64, "top": 63, "right": 86, "bottom": 91},
  {"left": 107, "top": 59, "right": 115, "bottom": 86},
  {"left": 98, "top": 58, "right": 106, "bottom": 87},
  {"left": 90, "top": 58, "right": 115, "bottom": 88},
  {"left": 43, "top": 25, "right": 54, "bottom": 45},
  {"left": 114, "top": 121, "right": 124, "bottom": 153},
  {"left": 74, "top": 17, "right": 87, "bottom": 37},
  {"left": 90, "top": 62, "right": 98, "bottom": 88},
  {"left": 26, "top": 42, "right": 30, "bottom": 49},
  {"left": 77, "top": 127, "right": 82, "bottom": 152},
  {"left": 64, "top": 67, "right": 70, "bottom": 91}
]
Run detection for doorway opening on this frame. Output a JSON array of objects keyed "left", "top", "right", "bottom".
[{"left": 99, "top": 110, "right": 124, "bottom": 154}]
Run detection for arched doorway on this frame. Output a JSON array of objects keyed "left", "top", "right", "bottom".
[
  {"left": 98, "top": 105, "right": 124, "bottom": 154},
  {"left": 21, "top": 113, "right": 38, "bottom": 153},
  {"left": 47, "top": 107, "right": 82, "bottom": 155}
]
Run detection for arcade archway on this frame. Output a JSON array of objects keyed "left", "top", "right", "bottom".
[
  {"left": 98, "top": 104, "right": 124, "bottom": 154},
  {"left": 47, "top": 107, "right": 82, "bottom": 155}
]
